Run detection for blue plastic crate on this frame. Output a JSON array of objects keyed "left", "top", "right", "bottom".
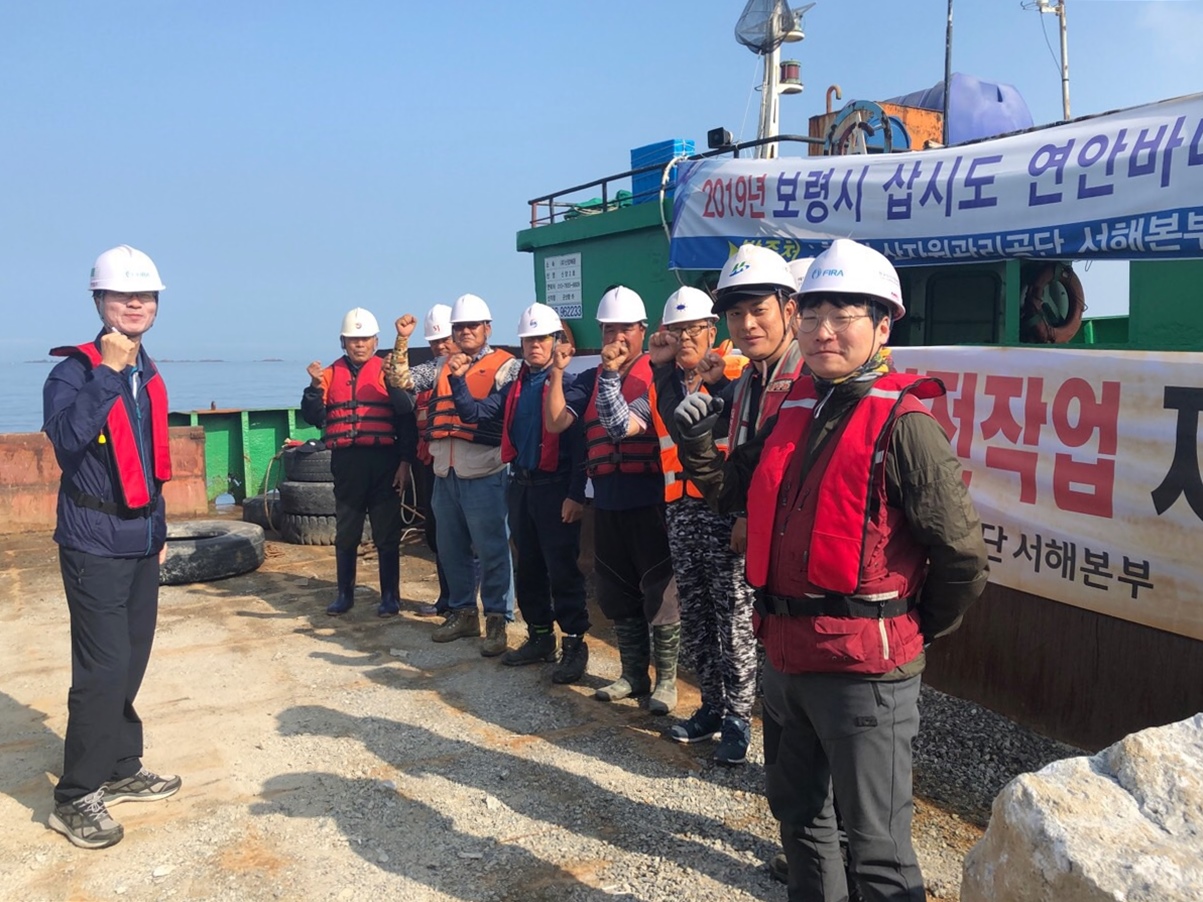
[
  {"left": 630, "top": 138, "right": 695, "bottom": 170},
  {"left": 632, "top": 170, "right": 677, "bottom": 204}
]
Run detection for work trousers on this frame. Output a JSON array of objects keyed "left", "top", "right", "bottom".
[
  {"left": 55, "top": 547, "right": 159, "bottom": 803},
  {"left": 331, "top": 445, "right": 402, "bottom": 555},
  {"left": 508, "top": 474, "right": 588, "bottom": 636},
  {"left": 592, "top": 504, "right": 675, "bottom": 624},
  {"left": 432, "top": 468, "right": 514, "bottom": 619},
  {"left": 413, "top": 459, "right": 451, "bottom": 605},
  {"left": 666, "top": 497, "right": 756, "bottom": 720},
  {"left": 762, "top": 665, "right": 925, "bottom": 902}
]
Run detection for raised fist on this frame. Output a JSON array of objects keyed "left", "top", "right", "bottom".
[
  {"left": 600, "top": 337, "right": 630, "bottom": 373},
  {"left": 447, "top": 353, "right": 472, "bottom": 377},
  {"left": 307, "top": 360, "right": 324, "bottom": 386},
  {"left": 695, "top": 350, "right": 727, "bottom": 385},
  {"left": 648, "top": 329, "right": 678, "bottom": 366},
  {"left": 99, "top": 330, "right": 138, "bottom": 372},
  {"left": 674, "top": 392, "right": 725, "bottom": 440},
  {"left": 395, "top": 314, "right": 416, "bottom": 339},
  {"left": 550, "top": 343, "right": 574, "bottom": 372}
]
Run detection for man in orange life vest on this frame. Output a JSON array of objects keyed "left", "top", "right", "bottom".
[
  {"left": 674, "top": 239, "right": 989, "bottom": 901},
  {"left": 544, "top": 286, "right": 677, "bottom": 714},
  {"left": 389, "top": 295, "right": 521, "bottom": 656},
  {"left": 301, "top": 307, "right": 417, "bottom": 618},
  {"left": 42, "top": 245, "right": 182, "bottom": 850},
  {"left": 448, "top": 303, "right": 590, "bottom": 683}
]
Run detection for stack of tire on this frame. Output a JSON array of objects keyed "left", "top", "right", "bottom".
[{"left": 274, "top": 442, "right": 370, "bottom": 546}]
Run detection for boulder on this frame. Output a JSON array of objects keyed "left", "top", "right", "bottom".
[{"left": 961, "top": 713, "right": 1203, "bottom": 902}]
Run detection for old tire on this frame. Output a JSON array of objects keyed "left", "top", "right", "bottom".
[
  {"left": 282, "top": 446, "right": 333, "bottom": 482},
  {"left": 279, "top": 480, "right": 336, "bottom": 516},
  {"left": 160, "top": 520, "right": 266, "bottom": 585},
  {"left": 279, "top": 512, "right": 372, "bottom": 546},
  {"left": 242, "top": 493, "right": 281, "bottom": 531}
]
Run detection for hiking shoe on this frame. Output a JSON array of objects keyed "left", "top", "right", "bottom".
[
  {"left": 714, "top": 715, "right": 751, "bottom": 765},
  {"left": 48, "top": 790, "right": 123, "bottom": 849},
  {"left": 431, "top": 609, "right": 481, "bottom": 642},
  {"left": 769, "top": 852, "right": 789, "bottom": 883},
  {"left": 551, "top": 635, "right": 589, "bottom": 684},
  {"left": 103, "top": 768, "right": 182, "bottom": 805},
  {"left": 480, "top": 614, "right": 509, "bottom": 657},
  {"left": 668, "top": 703, "right": 724, "bottom": 743},
  {"left": 502, "top": 630, "right": 557, "bottom": 666}
]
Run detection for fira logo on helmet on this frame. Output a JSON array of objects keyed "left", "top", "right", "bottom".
[
  {"left": 675, "top": 303, "right": 686, "bottom": 311},
  {"left": 812, "top": 268, "right": 844, "bottom": 279}
]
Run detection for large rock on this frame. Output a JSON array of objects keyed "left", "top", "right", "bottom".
[{"left": 961, "top": 714, "right": 1203, "bottom": 902}]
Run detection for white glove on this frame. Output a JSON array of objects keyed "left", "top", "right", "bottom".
[{"left": 674, "top": 393, "right": 724, "bottom": 440}]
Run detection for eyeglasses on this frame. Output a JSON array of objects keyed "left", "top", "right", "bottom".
[
  {"left": 795, "top": 312, "right": 869, "bottom": 334},
  {"left": 666, "top": 323, "right": 712, "bottom": 339},
  {"left": 105, "top": 291, "right": 158, "bottom": 304},
  {"left": 453, "top": 321, "right": 484, "bottom": 331}
]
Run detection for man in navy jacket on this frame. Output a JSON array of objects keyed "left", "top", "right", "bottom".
[{"left": 42, "top": 245, "right": 182, "bottom": 849}]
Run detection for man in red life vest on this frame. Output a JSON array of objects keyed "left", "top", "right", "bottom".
[
  {"left": 448, "top": 303, "right": 590, "bottom": 683},
  {"left": 302, "top": 307, "right": 417, "bottom": 618},
  {"left": 42, "top": 245, "right": 182, "bottom": 849},
  {"left": 674, "top": 239, "right": 989, "bottom": 902},
  {"left": 544, "top": 286, "right": 677, "bottom": 713}
]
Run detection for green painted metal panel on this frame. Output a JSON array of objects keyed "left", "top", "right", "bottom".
[{"left": 1129, "top": 259, "right": 1203, "bottom": 351}]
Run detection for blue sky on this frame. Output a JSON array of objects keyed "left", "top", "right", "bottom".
[{"left": 5, "top": 0, "right": 1200, "bottom": 362}]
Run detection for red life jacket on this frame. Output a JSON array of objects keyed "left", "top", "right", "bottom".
[
  {"left": 583, "top": 355, "right": 661, "bottom": 478},
  {"left": 500, "top": 364, "right": 560, "bottom": 471},
  {"left": 746, "top": 372, "right": 944, "bottom": 675},
  {"left": 49, "top": 342, "right": 172, "bottom": 510},
  {"left": 728, "top": 340, "right": 805, "bottom": 450},
  {"left": 647, "top": 352, "right": 745, "bottom": 503},
  {"left": 415, "top": 387, "right": 434, "bottom": 465},
  {"left": 322, "top": 355, "right": 396, "bottom": 449},
  {"left": 425, "top": 349, "right": 512, "bottom": 447}
]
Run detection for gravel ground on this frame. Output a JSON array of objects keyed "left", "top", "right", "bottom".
[{"left": 0, "top": 528, "right": 1082, "bottom": 901}]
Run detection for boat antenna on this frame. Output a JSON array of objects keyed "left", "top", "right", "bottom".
[
  {"left": 1023, "top": 0, "right": 1071, "bottom": 120},
  {"left": 734, "top": 0, "right": 815, "bottom": 159}
]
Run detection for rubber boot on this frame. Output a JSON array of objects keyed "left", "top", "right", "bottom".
[
  {"left": 376, "top": 546, "right": 401, "bottom": 617},
  {"left": 326, "top": 549, "right": 358, "bottom": 616},
  {"left": 648, "top": 622, "right": 680, "bottom": 715},
  {"left": 594, "top": 619, "right": 651, "bottom": 701}
]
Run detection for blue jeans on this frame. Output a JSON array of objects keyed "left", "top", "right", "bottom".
[{"left": 431, "top": 468, "right": 514, "bottom": 619}]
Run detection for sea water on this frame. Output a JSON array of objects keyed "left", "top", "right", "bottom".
[{"left": 6, "top": 359, "right": 313, "bottom": 434}]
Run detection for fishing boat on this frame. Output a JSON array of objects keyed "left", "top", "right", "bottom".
[{"left": 515, "top": 0, "right": 1203, "bottom": 750}]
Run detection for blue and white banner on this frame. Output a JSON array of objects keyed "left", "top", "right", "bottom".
[{"left": 669, "top": 94, "right": 1203, "bottom": 270}]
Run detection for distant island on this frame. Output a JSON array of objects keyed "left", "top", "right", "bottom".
[
  {"left": 156, "top": 359, "right": 225, "bottom": 363},
  {"left": 258, "top": 358, "right": 284, "bottom": 362},
  {"left": 22, "top": 359, "right": 51, "bottom": 364}
]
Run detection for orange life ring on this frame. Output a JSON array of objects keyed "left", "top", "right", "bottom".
[{"left": 1021, "top": 263, "right": 1086, "bottom": 343}]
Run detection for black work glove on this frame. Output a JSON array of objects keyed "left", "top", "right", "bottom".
[{"left": 674, "top": 393, "right": 724, "bottom": 440}]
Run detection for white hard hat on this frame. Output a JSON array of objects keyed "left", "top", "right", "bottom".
[
  {"left": 340, "top": 307, "right": 380, "bottom": 338},
  {"left": 787, "top": 257, "right": 816, "bottom": 287},
  {"left": 596, "top": 286, "right": 647, "bottom": 324},
  {"left": 517, "top": 303, "right": 562, "bottom": 338},
  {"left": 423, "top": 304, "right": 453, "bottom": 341},
  {"left": 450, "top": 293, "right": 492, "bottom": 323},
  {"left": 90, "top": 245, "right": 165, "bottom": 293},
  {"left": 795, "top": 238, "right": 905, "bottom": 320},
  {"left": 715, "top": 244, "right": 796, "bottom": 301},
  {"left": 661, "top": 287, "right": 717, "bottom": 326}
]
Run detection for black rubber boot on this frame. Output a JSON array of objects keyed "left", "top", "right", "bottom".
[
  {"left": 648, "top": 622, "right": 680, "bottom": 715},
  {"left": 376, "top": 546, "right": 401, "bottom": 617},
  {"left": 594, "top": 619, "right": 651, "bottom": 701},
  {"left": 327, "top": 549, "right": 358, "bottom": 616},
  {"left": 502, "top": 626, "right": 557, "bottom": 666}
]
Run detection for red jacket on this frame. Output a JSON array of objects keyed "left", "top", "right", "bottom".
[
  {"left": 583, "top": 356, "right": 660, "bottom": 478},
  {"left": 322, "top": 355, "right": 396, "bottom": 449},
  {"left": 746, "top": 372, "right": 943, "bottom": 675},
  {"left": 501, "top": 364, "right": 560, "bottom": 471}
]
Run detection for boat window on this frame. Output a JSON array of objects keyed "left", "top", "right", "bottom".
[{"left": 924, "top": 270, "right": 1002, "bottom": 345}]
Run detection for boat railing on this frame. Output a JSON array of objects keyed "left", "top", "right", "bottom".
[{"left": 526, "top": 134, "right": 823, "bottom": 228}]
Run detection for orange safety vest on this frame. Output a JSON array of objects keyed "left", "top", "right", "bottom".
[
  {"left": 415, "top": 387, "right": 434, "bottom": 465},
  {"left": 746, "top": 372, "right": 944, "bottom": 675},
  {"left": 49, "top": 342, "right": 172, "bottom": 510},
  {"left": 425, "top": 348, "right": 512, "bottom": 447},
  {"left": 322, "top": 355, "right": 396, "bottom": 449},
  {"left": 500, "top": 365, "right": 560, "bottom": 472},
  {"left": 647, "top": 351, "right": 747, "bottom": 503},
  {"left": 583, "top": 355, "right": 660, "bottom": 478}
]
